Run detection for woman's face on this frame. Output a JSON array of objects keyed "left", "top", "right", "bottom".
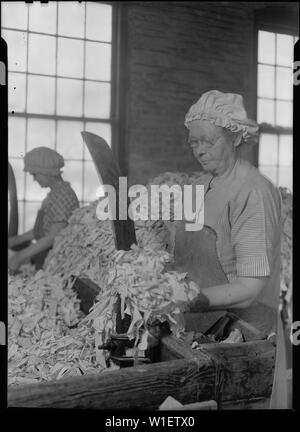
[
  {"left": 188, "top": 120, "right": 237, "bottom": 176},
  {"left": 32, "top": 173, "right": 50, "bottom": 188}
]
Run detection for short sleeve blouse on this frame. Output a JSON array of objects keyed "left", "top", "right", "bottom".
[{"left": 41, "top": 180, "right": 79, "bottom": 235}]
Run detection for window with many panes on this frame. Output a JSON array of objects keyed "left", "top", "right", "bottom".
[
  {"left": 257, "top": 30, "right": 297, "bottom": 192},
  {"left": 2, "top": 1, "right": 115, "bottom": 233}
]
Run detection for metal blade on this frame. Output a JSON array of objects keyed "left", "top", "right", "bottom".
[
  {"left": 81, "top": 131, "right": 121, "bottom": 188},
  {"left": 81, "top": 131, "right": 136, "bottom": 251}
]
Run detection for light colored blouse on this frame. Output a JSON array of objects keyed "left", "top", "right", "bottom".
[{"left": 198, "top": 158, "right": 283, "bottom": 309}]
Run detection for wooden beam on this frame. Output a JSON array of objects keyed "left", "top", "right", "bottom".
[
  {"left": 222, "top": 397, "right": 270, "bottom": 410},
  {"left": 161, "top": 335, "right": 275, "bottom": 405},
  {"left": 8, "top": 357, "right": 217, "bottom": 409}
]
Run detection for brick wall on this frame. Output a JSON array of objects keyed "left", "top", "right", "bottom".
[{"left": 121, "top": 1, "right": 298, "bottom": 185}]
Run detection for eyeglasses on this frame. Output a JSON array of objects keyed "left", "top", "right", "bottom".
[{"left": 188, "top": 135, "right": 223, "bottom": 150}]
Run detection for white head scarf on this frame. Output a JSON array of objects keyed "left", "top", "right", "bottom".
[{"left": 184, "top": 90, "right": 259, "bottom": 145}]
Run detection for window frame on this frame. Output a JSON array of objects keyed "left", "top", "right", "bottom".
[
  {"left": 110, "top": 1, "right": 128, "bottom": 175},
  {"left": 2, "top": 1, "right": 124, "bottom": 232},
  {"left": 253, "top": 7, "right": 298, "bottom": 171}
]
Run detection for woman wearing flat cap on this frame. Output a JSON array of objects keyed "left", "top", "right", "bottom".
[
  {"left": 173, "top": 90, "right": 287, "bottom": 408},
  {"left": 8, "top": 147, "right": 79, "bottom": 272}
]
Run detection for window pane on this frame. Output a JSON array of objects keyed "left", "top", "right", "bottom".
[
  {"left": 1, "top": 2, "right": 28, "bottom": 30},
  {"left": 258, "top": 65, "right": 275, "bottom": 98},
  {"left": 276, "top": 34, "right": 294, "bottom": 67},
  {"left": 8, "top": 117, "right": 26, "bottom": 157},
  {"left": 58, "top": 2, "right": 84, "bottom": 38},
  {"left": 84, "top": 81, "right": 110, "bottom": 118},
  {"left": 9, "top": 158, "right": 25, "bottom": 201},
  {"left": 259, "top": 134, "right": 278, "bottom": 166},
  {"left": 27, "top": 119, "right": 56, "bottom": 151},
  {"left": 276, "top": 101, "right": 293, "bottom": 128},
  {"left": 63, "top": 161, "right": 83, "bottom": 201},
  {"left": 83, "top": 122, "right": 111, "bottom": 160},
  {"left": 24, "top": 202, "right": 42, "bottom": 232},
  {"left": 57, "top": 120, "right": 84, "bottom": 160},
  {"left": 28, "top": 2, "right": 57, "bottom": 34},
  {"left": 278, "top": 167, "right": 292, "bottom": 192},
  {"left": 57, "top": 78, "right": 83, "bottom": 116},
  {"left": 276, "top": 67, "right": 293, "bottom": 100},
  {"left": 85, "top": 41, "right": 111, "bottom": 81},
  {"left": 86, "top": 3, "right": 112, "bottom": 42},
  {"left": 28, "top": 33, "right": 56, "bottom": 75},
  {"left": 83, "top": 161, "right": 99, "bottom": 202},
  {"left": 258, "top": 31, "right": 275, "bottom": 65},
  {"left": 57, "top": 37, "right": 84, "bottom": 79},
  {"left": 25, "top": 172, "right": 47, "bottom": 201},
  {"left": 259, "top": 166, "right": 277, "bottom": 185},
  {"left": 2, "top": 29, "right": 27, "bottom": 72},
  {"left": 257, "top": 98, "right": 274, "bottom": 125},
  {"left": 8, "top": 72, "right": 26, "bottom": 112},
  {"left": 279, "top": 135, "right": 293, "bottom": 166},
  {"left": 27, "top": 75, "right": 55, "bottom": 114}
]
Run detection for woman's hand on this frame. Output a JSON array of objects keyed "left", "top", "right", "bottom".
[
  {"left": 8, "top": 253, "right": 23, "bottom": 273},
  {"left": 8, "top": 223, "right": 66, "bottom": 273},
  {"left": 8, "top": 230, "right": 34, "bottom": 250},
  {"left": 8, "top": 236, "right": 18, "bottom": 249},
  {"left": 188, "top": 279, "right": 200, "bottom": 294},
  {"left": 173, "top": 280, "right": 202, "bottom": 313},
  {"left": 185, "top": 280, "right": 212, "bottom": 312}
]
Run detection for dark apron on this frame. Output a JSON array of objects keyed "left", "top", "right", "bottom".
[
  {"left": 31, "top": 209, "right": 51, "bottom": 270},
  {"left": 173, "top": 161, "right": 277, "bottom": 338}
]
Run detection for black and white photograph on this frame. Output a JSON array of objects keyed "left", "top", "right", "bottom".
[{"left": 1, "top": 0, "right": 298, "bottom": 414}]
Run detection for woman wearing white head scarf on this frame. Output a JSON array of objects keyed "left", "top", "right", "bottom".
[
  {"left": 8, "top": 147, "right": 79, "bottom": 271},
  {"left": 176, "top": 90, "right": 287, "bottom": 408}
]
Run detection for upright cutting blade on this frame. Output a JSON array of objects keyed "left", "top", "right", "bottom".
[
  {"left": 81, "top": 131, "right": 136, "bottom": 251},
  {"left": 81, "top": 131, "right": 137, "bottom": 333}
]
